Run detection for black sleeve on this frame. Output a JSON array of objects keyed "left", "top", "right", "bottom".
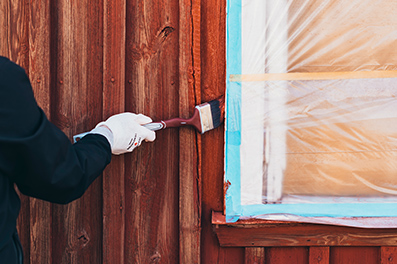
[{"left": 0, "top": 57, "right": 112, "bottom": 204}]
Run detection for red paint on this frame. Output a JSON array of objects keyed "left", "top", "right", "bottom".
[{"left": 224, "top": 180, "right": 231, "bottom": 193}]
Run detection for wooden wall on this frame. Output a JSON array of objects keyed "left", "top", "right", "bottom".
[
  {"left": 1, "top": 0, "right": 397, "bottom": 263},
  {"left": 1, "top": 0, "right": 191, "bottom": 263}
]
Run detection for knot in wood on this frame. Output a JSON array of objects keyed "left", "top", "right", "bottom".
[
  {"left": 159, "top": 26, "right": 175, "bottom": 38},
  {"left": 67, "top": 230, "right": 90, "bottom": 252},
  {"left": 150, "top": 252, "right": 161, "bottom": 263}
]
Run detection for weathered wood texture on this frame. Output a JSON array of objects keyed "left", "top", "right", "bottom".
[
  {"left": 309, "top": 247, "right": 329, "bottom": 264},
  {"left": 179, "top": 0, "right": 202, "bottom": 263},
  {"left": 29, "top": 1, "right": 52, "bottom": 263},
  {"left": 245, "top": 247, "right": 265, "bottom": 264},
  {"left": 2, "top": 0, "right": 397, "bottom": 264},
  {"left": 102, "top": 0, "right": 125, "bottom": 264},
  {"left": 125, "top": 0, "right": 180, "bottom": 263},
  {"left": 1, "top": 0, "right": 185, "bottom": 263},
  {"left": 213, "top": 212, "right": 397, "bottom": 247},
  {"left": 381, "top": 247, "right": 397, "bottom": 264}
]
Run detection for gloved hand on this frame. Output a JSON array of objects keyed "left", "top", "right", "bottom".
[{"left": 93, "top": 113, "right": 156, "bottom": 155}]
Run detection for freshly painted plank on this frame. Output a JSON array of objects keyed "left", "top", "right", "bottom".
[
  {"left": 330, "top": 247, "right": 379, "bottom": 264},
  {"left": 28, "top": 1, "right": 52, "bottom": 264},
  {"left": 245, "top": 247, "right": 265, "bottom": 264},
  {"left": 102, "top": 0, "right": 126, "bottom": 263},
  {"left": 200, "top": 0, "right": 245, "bottom": 263},
  {"left": 124, "top": 0, "right": 179, "bottom": 263},
  {"left": 309, "top": 247, "right": 330, "bottom": 264},
  {"left": 179, "top": 0, "right": 202, "bottom": 263},
  {"left": 381, "top": 247, "right": 397, "bottom": 264}
]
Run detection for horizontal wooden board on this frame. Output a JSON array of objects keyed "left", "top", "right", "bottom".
[{"left": 213, "top": 212, "right": 397, "bottom": 247}]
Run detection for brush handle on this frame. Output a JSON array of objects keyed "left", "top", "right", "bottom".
[
  {"left": 144, "top": 118, "right": 194, "bottom": 131},
  {"left": 73, "top": 109, "right": 202, "bottom": 143},
  {"left": 73, "top": 117, "right": 196, "bottom": 142},
  {"left": 144, "top": 108, "right": 201, "bottom": 132}
]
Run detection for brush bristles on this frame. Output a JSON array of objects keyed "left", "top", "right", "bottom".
[{"left": 208, "top": 96, "right": 225, "bottom": 129}]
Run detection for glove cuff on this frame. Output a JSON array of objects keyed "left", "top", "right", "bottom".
[{"left": 90, "top": 124, "right": 114, "bottom": 148}]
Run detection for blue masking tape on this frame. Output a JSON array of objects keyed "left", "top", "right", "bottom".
[
  {"left": 225, "top": 0, "right": 242, "bottom": 222},
  {"left": 240, "top": 203, "right": 397, "bottom": 218}
]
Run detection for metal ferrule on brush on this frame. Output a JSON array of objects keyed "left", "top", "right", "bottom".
[{"left": 196, "top": 103, "right": 214, "bottom": 134}]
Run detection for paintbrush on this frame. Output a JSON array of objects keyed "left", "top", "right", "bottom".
[
  {"left": 73, "top": 96, "right": 225, "bottom": 142},
  {"left": 144, "top": 95, "right": 225, "bottom": 133}
]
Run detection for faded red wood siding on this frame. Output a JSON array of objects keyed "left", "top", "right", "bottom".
[
  {"left": 1, "top": 0, "right": 184, "bottom": 263},
  {"left": 2, "top": 0, "right": 397, "bottom": 264}
]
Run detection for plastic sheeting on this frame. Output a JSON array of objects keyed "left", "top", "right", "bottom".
[{"left": 224, "top": 0, "right": 397, "bottom": 227}]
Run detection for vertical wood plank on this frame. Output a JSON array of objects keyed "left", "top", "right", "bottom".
[
  {"left": 0, "top": 0, "right": 29, "bottom": 65},
  {"left": 29, "top": 0, "right": 50, "bottom": 115},
  {"left": 16, "top": 196, "right": 30, "bottom": 263},
  {"left": 266, "top": 247, "right": 309, "bottom": 264},
  {"left": 50, "top": 1, "right": 73, "bottom": 262},
  {"left": 200, "top": 0, "right": 246, "bottom": 263},
  {"left": 29, "top": 0, "right": 52, "bottom": 263},
  {"left": 179, "top": 0, "right": 202, "bottom": 263},
  {"left": 0, "top": 1, "right": 8, "bottom": 57},
  {"left": 124, "top": 0, "right": 180, "bottom": 263},
  {"left": 330, "top": 247, "right": 380, "bottom": 264},
  {"left": 102, "top": 0, "right": 126, "bottom": 263},
  {"left": 77, "top": 1, "right": 104, "bottom": 262},
  {"left": 381, "top": 247, "right": 397, "bottom": 264},
  {"left": 0, "top": 1, "right": 10, "bottom": 57},
  {"left": 218, "top": 247, "right": 246, "bottom": 264},
  {"left": 245, "top": 247, "right": 266, "bottom": 264},
  {"left": 50, "top": 0, "right": 104, "bottom": 263},
  {"left": 309, "top": 247, "right": 330, "bottom": 264}
]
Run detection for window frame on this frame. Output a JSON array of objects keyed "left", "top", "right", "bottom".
[{"left": 224, "top": 0, "right": 397, "bottom": 224}]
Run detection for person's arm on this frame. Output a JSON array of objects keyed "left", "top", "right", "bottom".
[
  {"left": 12, "top": 120, "right": 111, "bottom": 204},
  {"left": 0, "top": 57, "right": 155, "bottom": 204},
  {"left": 0, "top": 58, "right": 111, "bottom": 204}
]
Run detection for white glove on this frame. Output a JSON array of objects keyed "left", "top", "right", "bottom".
[{"left": 92, "top": 113, "right": 156, "bottom": 155}]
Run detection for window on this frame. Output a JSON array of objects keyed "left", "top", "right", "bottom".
[{"left": 224, "top": 0, "right": 397, "bottom": 227}]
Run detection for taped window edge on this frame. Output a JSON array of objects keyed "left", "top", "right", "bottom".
[{"left": 224, "top": 0, "right": 397, "bottom": 227}]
